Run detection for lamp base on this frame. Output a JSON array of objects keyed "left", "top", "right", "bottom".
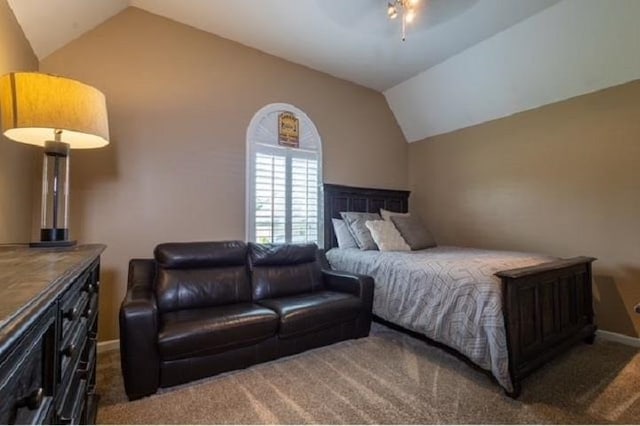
[
  {"left": 30, "top": 240, "right": 77, "bottom": 248},
  {"left": 31, "top": 228, "right": 76, "bottom": 247},
  {"left": 41, "top": 227, "right": 69, "bottom": 241}
]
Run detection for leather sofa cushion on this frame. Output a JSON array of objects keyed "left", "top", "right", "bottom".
[
  {"left": 155, "top": 241, "right": 252, "bottom": 313},
  {"left": 249, "top": 243, "right": 317, "bottom": 266},
  {"left": 251, "top": 263, "right": 323, "bottom": 301},
  {"left": 156, "top": 266, "right": 251, "bottom": 313},
  {"left": 158, "top": 304, "right": 278, "bottom": 361},
  {"left": 258, "top": 291, "right": 361, "bottom": 338},
  {"left": 155, "top": 241, "right": 247, "bottom": 269},
  {"left": 249, "top": 243, "right": 323, "bottom": 300}
]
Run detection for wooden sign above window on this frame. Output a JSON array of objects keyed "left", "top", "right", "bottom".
[{"left": 278, "top": 111, "right": 299, "bottom": 148}]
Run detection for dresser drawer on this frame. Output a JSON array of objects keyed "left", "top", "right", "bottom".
[
  {"left": 0, "top": 308, "right": 56, "bottom": 425},
  {"left": 61, "top": 291, "right": 89, "bottom": 334},
  {"left": 58, "top": 318, "right": 88, "bottom": 398},
  {"left": 85, "top": 293, "right": 99, "bottom": 333},
  {"left": 57, "top": 370, "right": 87, "bottom": 425},
  {"left": 79, "top": 337, "right": 97, "bottom": 383},
  {"left": 60, "top": 275, "right": 93, "bottom": 345}
]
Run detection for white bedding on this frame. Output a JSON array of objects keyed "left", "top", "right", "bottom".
[{"left": 326, "top": 246, "right": 555, "bottom": 392}]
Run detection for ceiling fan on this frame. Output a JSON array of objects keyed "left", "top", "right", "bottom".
[{"left": 387, "top": 0, "right": 421, "bottom": 41}]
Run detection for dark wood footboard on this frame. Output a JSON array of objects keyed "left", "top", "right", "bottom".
[{"left": 496, "top": 256, "right": 597, "bottom": 397}]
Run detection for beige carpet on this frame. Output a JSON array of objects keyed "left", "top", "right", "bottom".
[{"left": 97, "top": 323, "right": 640, "bottom": 424}]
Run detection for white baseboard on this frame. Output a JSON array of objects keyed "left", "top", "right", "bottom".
[
  {"left": 97, "top": 339, "right": 120, "bottom": 354},
  {"left": 596, "top": 330, "right": 640, "bottom": 348}
]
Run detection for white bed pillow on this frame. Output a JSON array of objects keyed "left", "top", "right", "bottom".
[
  {"left": 380, "top": 208, "right": 410, "bottom": 222},
  {"left": 365, "top": 220, "right": 410, "bottom": 252},
  {"left": 332, "top": 218, "right": 358, "bottom": 249}
]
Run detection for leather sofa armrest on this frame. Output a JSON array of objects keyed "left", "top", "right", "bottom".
[
  {"left": 119, "top": 259, "right": 160, "bottom": 400},
  {"left": 322, "top": 269, "right": 374, "bottom": 309},
  {"left": 127, "top": 258, "right": 156, "bottom": 289}
]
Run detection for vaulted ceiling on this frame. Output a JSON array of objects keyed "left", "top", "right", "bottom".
[{"left": 8, "top": 0, "right": 559, "bottom": 91}]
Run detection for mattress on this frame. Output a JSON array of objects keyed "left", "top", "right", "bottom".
[{"left": 325, "top": 246, "right": 555, "bottom": 392}]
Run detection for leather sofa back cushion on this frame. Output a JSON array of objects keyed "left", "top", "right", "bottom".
[
  {"left": 249, "top": 243, "right": 317, "bottom": 266},
  {"left": 249, "top": 243, "right": 323, "bottom": 300},
  {"left": 154, "top": 241, "right": 250, "bottom": 313},
  {"left": 156, "top": 266, "right": 251, "bottom": 313},
  {"left": 155, "top": 241, "right": 247, "bottom": 269}
]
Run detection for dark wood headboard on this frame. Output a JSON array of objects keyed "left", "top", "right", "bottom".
[{"left": 323, "top": 183, "right": 410, "bottom": 250}]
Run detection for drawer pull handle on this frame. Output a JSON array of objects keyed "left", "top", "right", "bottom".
[
  {"left": 64, "top": 307, "right": 79, "bottom": 321},
  {"left": 78, "top": 367, "right": 89, "bottom": 379},
  {"left": 58, "top": 415, "right": 72, "bottom": 425},
  {"left": 62, "top": 343, "right": 76, "bottom": 358},
  {"left": 17, "top": 387, "right": 44, "bottom": 410}
]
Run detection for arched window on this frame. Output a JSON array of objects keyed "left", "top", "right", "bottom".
[{"left": 246, "top": 103, "right": 323, "bottom": 246}]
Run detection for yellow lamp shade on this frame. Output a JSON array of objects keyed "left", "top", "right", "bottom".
[{"left": 0, "top": 72, "right": 109, "bottom": 149}]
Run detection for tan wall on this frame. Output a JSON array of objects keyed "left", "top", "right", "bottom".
[
  {"left": 40, "top": 7, "right": 408, "bottom": 341},
  {"left": 0, "top": 0, "right": 38, "bottom": 243},
  {"left": 409, "top": 80, "right": 640, "bottom": 338}
]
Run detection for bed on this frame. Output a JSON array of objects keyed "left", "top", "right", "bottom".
[{"left": 322, "top": 183, "right": 596, "bottom": 397}]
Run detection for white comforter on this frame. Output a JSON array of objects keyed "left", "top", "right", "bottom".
[{"left": 326, "top": 246, "right": 555, "bottom": 392}]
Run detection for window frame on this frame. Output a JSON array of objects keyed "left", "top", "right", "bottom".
[{"left": 246, "top": 103, "right": 324, "bottom": 247}]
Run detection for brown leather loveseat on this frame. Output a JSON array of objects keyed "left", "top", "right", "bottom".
[{"left": 119, "top": 241, "right": 373, "bottom": 400}]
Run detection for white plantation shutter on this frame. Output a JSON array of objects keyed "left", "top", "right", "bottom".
[
  {"left": 291, "top": 157, "right": 318, "bottom": 243},
  {"left": 254, "top": 152, "right": 286, "bottom": 243},
  {"left": 247, "top": 104, "right": 323, "bottom": 246}
]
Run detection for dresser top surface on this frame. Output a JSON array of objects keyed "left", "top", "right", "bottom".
[{"left": 0, "top": 244, "right": 105, "bottom": 333}]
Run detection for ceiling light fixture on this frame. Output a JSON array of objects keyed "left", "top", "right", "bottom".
[{"left": 387, "top": 0, "right": 420, "bottom": 41}]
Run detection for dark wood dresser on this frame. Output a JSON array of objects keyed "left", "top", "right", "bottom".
[{"left": 0, "top": 244, "right": 105, "bottom": 424}]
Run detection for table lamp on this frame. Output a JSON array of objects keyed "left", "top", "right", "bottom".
[{"left": 0, "top": 72, "right": 109, "bottom": 247}]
